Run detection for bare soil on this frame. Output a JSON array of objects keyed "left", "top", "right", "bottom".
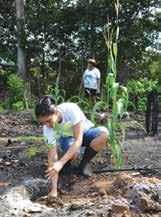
[{"left": 0, "top": 110, "right": 161, "bottom": 217}]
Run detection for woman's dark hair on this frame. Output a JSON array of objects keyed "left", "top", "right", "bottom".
[{"left": 35, "top": 95, "right": 55, "bottom": 118}]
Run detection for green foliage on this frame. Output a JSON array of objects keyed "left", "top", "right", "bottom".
[
  {"left": 148, "top": 53, "right": 161, "bottom": 85},
  {"left": 52, "top": 121, "right": 73, "bottom": 139},
  {"left": 127, "top": 78, "right": 158, "bottom": 113},
  {"left": 47, "top": 80, "right": 65, "bottom": 105},
  {"left": 7, "top": 74, "right": 25, "bottom": 108},
  {"left": 90, "top": 101, "right": 107, "bottom": 123},
  {"left": 30, "top": 66, "right": 57, "bottom": 96},
  {"left": 16, "top": 135, "right": 44, "bottom": 142},
  {"left": 0, "top": 103, "right": 4, "bottom": 113},
  {"left": 28, "top": 98, "right": 36, "bottom": 109},
  {"left": 68, "top": 94, "right": 90, "bottom": 111},
  {"left": 12, "top": 101, "right": 25, "bottom": 111},
  {"left": 0, "top": 98, "right": 9, "bottom": 110},
  {"left": 0, "top": 68, "right": 7, "bottom": 76},
  {"left": 27, "top": 146, "right": 37, "bottom": 158},
  {"left": 27, "top": 144, "right": 48, "bottom": 158},
  {"left": 61, "top": 122, "right": 73, "bottom": 137},
  {"left": 0, "top": 0, "right": 160, "bottom": 97},
  {"left": 116, "top": 120, "right": 146, "bottom": 147}
]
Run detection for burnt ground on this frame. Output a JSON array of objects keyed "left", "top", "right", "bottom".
[{"left": 0, "top": 110, "right": 161, "bottom": 217}]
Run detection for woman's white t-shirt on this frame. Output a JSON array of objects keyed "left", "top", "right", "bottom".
[
  {"left": 83, "top": 67, "right": 101, "bottom": 89},
  {"left": 43, "top": 102, "right": 94, "bottom": 146}
]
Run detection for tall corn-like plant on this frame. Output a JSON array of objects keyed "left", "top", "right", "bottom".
[{"left": 104, "top": 0, "right": 128, "bottom": 168}]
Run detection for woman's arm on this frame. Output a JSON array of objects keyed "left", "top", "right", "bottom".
[
  {"left": 47, "top": 146, "right": 58, "bottom": 166},
  {"left": 47, "top": 147, "right": 58, "bottom": 197}
]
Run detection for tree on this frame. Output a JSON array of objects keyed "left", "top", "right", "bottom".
[
  {"left": 15, "top": 0, "right": 26, "bottom": 81},
  {"left": 0, "top": 0, "right": 160, "bottom": 98},
  {"left": 0, "top": 0, "right": 16, "bottom": 62}
]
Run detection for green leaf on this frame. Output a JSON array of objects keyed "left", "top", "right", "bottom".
[
  {"left": 109, "top": 140, "right": 122, "bottom": 169},
  {"left": 53, "top": 122, "right": 59, "bottom": 131},
  {"left": 106, "top": 73, "right": 115, "bottom": 89},
  {"left": 91, "top": 101, "right": 107, "bottom": 123},
  {"left": 62, "top": 130, "right": 73, "bottom": 137},
  {"left": 62, "top": 122, "right": 72, "bottom": 129},
  {"left": 116, "top": 100, "right": 124, "bottom": 117},
  {"left": 116, "top": 26, "right": 120, "bottom": 40},
  {"left": 47, "top": 143, "right": 56, "bottom": 149},
  {"left": 53, "top": 122, "right": 59, "bottom": 139},
  {"left": 27, "top": 146, "right": 37, "bottom": 158},
  {"left": 120, "top": 86, "right": 127, "bottom": 94},
  {"left": 120, "top": 86, "right": 129, "bottom": 110},
  {"left": 114, "top": 142, "right": 122, "bottom": 168},
  {"left": 61, "top": 122, "right": 73, "bottom": 137},
  {"left": 107, "top": 117, "right": 113, "bottom": 137},
  {"left": 111, "top": 82, "right": 119, "bottom": 98},
  {"left": 40, "top": 145, "right": 47, "bottom": 152},
  {"left": 68, "top": 96, "right": 81, "bottom": 103},
  {"left": 108, "top": 51, "right": 116, "bottom": 75},
  {"left": 113, "top": 43, "right": 118, "bottom": 58}
]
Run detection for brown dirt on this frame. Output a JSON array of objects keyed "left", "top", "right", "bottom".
[{"left": 0, "top": 110, "right": 161, "bottom": 217}]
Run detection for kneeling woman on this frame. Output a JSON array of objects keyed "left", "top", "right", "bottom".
[{"left": 35, "top": 95, "right": 109, "bottom": 198}]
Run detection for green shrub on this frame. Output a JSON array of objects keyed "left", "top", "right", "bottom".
[
  {"left": 12, "top": 101, "right": 25, "bottom": 111},
  {"left": 7, "top": 74, "right": 24, "bottom": 108},
  {"left": 127, "top": 78, "right": 158, "bottom": 113},
  {"left": 0, "top": 104, "right": 4, "bottom": 113},
  {"left": 47, "top": 82, "right": 65, "bottom": 105},
  {"left": 28, "top": 99, "right": 35, "bottom": 109}
]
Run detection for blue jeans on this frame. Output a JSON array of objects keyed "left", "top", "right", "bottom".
[{"left": 58, "top": 126, "right": 109, "bottom": 154}]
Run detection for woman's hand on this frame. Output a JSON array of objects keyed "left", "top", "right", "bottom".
[{"left": 45, "top": 161, "right": 63, "bottom": 179}]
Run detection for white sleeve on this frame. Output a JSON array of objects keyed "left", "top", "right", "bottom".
[
  {"left": 67, "top": 103, "right": 83, "bottom": 126},
  {"left": 96, "top": 69, "right": 101, "bottom": 79},
  {"left": 43, "top": 126, "right": 56, "bottom": 147}
]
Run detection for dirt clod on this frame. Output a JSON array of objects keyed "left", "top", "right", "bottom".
[
  {"left": 139, "top": 192, "right": 161, "bottom": 212},
  {"left": 109, "top": 173, "right": 134, "bottom": 196},
  {"left": 47, "top": 196, "right": 64, "bottom": 207},
  {"left": 112, "top": 203, "right": 129, "bottom": 214},
  {"left": 129, "top": 182, "right": 161, "bottom": 213}
]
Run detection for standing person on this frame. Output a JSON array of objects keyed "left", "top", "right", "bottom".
[
  {"left": 80, "top": 58, "right": 101, "bottom": 106},
  {"left": 35, "top": 95, "right": 109, "bottom": 198}
]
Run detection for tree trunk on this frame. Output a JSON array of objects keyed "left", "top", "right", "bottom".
[
  {"left": 15, "top": 0, "right": 26, "bottom": 81},
  {"left": 15, "top": 0, "right": 29, "bottom": 109}
]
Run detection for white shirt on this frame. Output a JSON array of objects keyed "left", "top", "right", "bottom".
[
  {"left": 43, "top": 102, "right": 94, "bottom": 146},
  {"left": 83, "top": 67, "right": 101, "bottom": 89}
]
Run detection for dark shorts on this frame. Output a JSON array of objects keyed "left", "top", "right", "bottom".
[
  {"left": 58, "top": 126, "right": 109, "bottom": 154},
  {"left": 85, "top": 88, "right": 97, "bottom": 97}
]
